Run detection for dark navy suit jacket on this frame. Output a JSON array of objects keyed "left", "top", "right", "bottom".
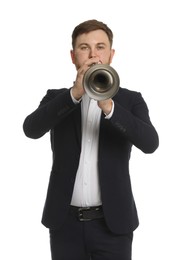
[{"left": 23, "top": 87, "right": 159, "bottom": 234}]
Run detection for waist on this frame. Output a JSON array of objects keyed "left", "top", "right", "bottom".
[{"left": 70, "top": 205, "right": 104, "bottom": 221}]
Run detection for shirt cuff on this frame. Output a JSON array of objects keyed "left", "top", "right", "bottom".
[
  {"left": 104, "top": 101, "right": 114, "bottom": 119},
  {"left": 70, "top": 88, "right": 82, "bottom": 104}
]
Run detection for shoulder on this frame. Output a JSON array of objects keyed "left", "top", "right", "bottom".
[
  {"left": 118, "top": 87, "right": 140, "bottom": 96},
  {"left": 39, "top": 88, "right": 70, "bottom": 106},
  {"left": 44, "top": 87, "right": 70, "bottom": 99},
  {"left": 46, "top": 88, "right": 69, "bottom": 97},
  {"left": 114, "top": 87, "right": 143, "bottom": 102}
]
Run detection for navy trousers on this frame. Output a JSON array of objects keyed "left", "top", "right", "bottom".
[{"left": 49, "top": 208, "right": 133, "bottom": 260}]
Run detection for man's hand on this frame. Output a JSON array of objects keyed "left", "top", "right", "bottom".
[
  {"left": 98, "top": 99, "right": 113, "bottom": 116},
  {"left": 72, "top": 57, "right": 101, "bottom": 101}
]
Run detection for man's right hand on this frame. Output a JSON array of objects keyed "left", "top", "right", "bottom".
[{"left": 71, "top": 57, "right": 101, "bottom": 100}]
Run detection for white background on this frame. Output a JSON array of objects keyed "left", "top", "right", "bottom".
[{"left": 0, "top": 0, "right": 181, "bottom": 259}]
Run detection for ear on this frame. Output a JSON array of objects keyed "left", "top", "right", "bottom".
[
  {"left": 70, "top": 50, "right": 75, "bottom": 64},
  {"left": 109, "top": 49, "right": 115, "bottom": 64}
]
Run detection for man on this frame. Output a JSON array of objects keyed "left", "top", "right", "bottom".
[{"left": 23, "top": 19, "right": 159, "bottom": 260}]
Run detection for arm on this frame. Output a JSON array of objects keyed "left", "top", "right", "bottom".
[
  {"left": 23, "top": 88, "right": 78, "bottom": 139},
  {"left": 110, "top": 91, "right": 159, "bottom": 154}
]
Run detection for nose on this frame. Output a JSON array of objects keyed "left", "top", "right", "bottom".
[{"left": 89, "top": 47, "right": 97, "bottom": 58}]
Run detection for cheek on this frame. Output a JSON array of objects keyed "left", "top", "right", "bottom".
[
  {"left": 104, "top": 53, "right": 114, "bottom": 64},
  {"left": 98, "top": 51, "right": 113, "bottom": 63},
  {"left": 74, "top": 54, "right": 89, "bottom": 67}
]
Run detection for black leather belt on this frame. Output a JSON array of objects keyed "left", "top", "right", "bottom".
[{"left": 70, "top": 205, "right": 104, "bottom": 221}]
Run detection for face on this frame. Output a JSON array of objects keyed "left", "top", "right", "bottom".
[{"left": 70, "top": 29, "right": 115, "bottom": 70}]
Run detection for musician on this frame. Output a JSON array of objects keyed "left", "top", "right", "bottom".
[{"left": 23, "top": 19, "right": 159, "bottom": 260}]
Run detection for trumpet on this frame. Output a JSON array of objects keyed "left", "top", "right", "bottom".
[{"left": 83, "top": 64, "right": 120, "bottom": 101}]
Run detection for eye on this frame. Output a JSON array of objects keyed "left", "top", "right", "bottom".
[
  {"left": 97, "top": 44, "right": 105, "bottom": 50},
  {"left": 80, "top": 45, "right": 89, "bottom": 51}
]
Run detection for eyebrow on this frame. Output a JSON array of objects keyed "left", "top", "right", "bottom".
[{"left": 78, "top": 42, "right": 107, "bottom": 48}]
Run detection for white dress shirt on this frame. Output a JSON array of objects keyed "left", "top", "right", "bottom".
[{"left": 70, "top": 90, "right": 114, "bottom": 207}]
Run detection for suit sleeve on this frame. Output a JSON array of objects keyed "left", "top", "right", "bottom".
[
  {"left": 23, "top": 88, "right": 78, "bottom": 139},
  {"left": 111, "top": 92, "right": 159, "bottom": 153}
]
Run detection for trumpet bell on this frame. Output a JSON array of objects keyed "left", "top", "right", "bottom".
[{"left": 83, "top": 64, "right": 120, "bottom": 101}]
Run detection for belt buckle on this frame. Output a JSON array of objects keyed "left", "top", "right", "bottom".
[{"left": 78, "top": 207, "right": 91, "bottom": 221}]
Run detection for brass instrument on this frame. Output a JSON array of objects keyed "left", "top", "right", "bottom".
[{"left": 83, "top": 64, "right": 120, "bottom": 101}]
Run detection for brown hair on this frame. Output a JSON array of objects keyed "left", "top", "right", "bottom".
[{"left": 71, "top": 19, "right": 113, "bottom": 49}]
